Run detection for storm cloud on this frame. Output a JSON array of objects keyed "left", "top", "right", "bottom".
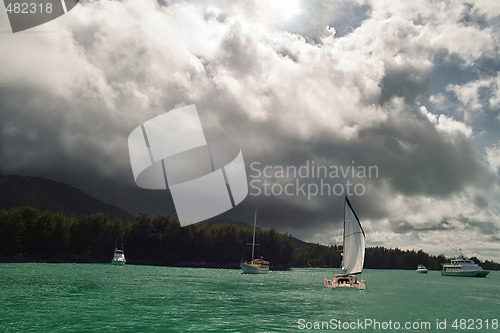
[{"left": 1, "top": 0, "right": 500, "bottom": 261}]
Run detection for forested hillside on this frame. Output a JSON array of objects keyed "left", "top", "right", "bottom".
[{"left": 0, "top": 206, "right": 293, "bottom": 268}]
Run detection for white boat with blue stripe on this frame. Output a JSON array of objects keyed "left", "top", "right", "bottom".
[{"left": 441, "top": 249, "right": 489, "bottom": 277}]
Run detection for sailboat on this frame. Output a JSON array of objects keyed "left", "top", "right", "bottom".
[
  {"left": 324, "top": 196, "right": 366, "bottom": 289},
  {"left": 240, "top": 211, "right": 269, "bottom": 274},
  {"left": 111, "top": 237, "right": 126, "bottom": 266}
]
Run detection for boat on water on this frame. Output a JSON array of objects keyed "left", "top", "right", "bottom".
[
  {"left": 240, "top": 211, "right": 269, "bottom": 274},
  {"left": 441, "top": 249, "right": 489, "bottom": 277},
  {"left": 416, "top": 264, "right": 428, "bottom": 273},
  {"left": 111, "top": 237, "right": 126, "bottom": 266},
  {"left": 111, "top": 249, "right": 126, "bottom": 265},
  {"left": 324, "top": 196, "right": 366, "bottom": 290}
]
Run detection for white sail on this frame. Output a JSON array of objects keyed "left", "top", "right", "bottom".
[{"left": 342, "top": 197, "right": 365, "bottom": 275}]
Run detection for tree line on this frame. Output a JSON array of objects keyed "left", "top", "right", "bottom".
[
  {"left": 292, "top": 244, "right": 449, "bottom": 270},
  {"left": 0, "top": 206, "right": 293, "bottom": 268},
  {"left": 0, "top": 206, "right": 498, "bottom": 270},
  {"left": 293, "top": 242, "right": 500, "bottom": 271}
]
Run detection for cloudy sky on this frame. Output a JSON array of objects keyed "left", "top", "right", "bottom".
[{"left": 1, "top": 0, "right": 500, "bottom": 261}]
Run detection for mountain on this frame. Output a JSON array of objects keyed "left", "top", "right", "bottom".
[
  {"left": 0, "top": 175, "right": 134, "bottom": 220},
  {"left": 198, "top": 219, "right": 313, "bottom": 248}
]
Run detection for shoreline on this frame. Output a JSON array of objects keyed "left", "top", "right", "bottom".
[
  {"left": 0, "top": 256, "right": 291, "bottom": 270},
  {"left": 2, "top": 256, "right": 497, "bottom": 272}
]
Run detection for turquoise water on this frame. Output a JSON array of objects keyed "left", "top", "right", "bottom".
[{"left": 0, "top": 264, "right": 498, "bottom": 332}]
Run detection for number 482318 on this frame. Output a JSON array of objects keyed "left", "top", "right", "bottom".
[
  {"left": 5, "top": 2, "right": 53, "bottom": 14},
  {"left": 452, "top": 319, "right": 499, "bottom": 330}
]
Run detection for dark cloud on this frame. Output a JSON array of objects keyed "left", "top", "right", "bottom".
[
  {"left": 358, "top": 104, "right": 495, "bottom": 196},
  {"left": 380, "top": 64, "right": 431, "bottom": 103},
  {"left": 1, "top": 0, "right": 500, "bottom": 260}
]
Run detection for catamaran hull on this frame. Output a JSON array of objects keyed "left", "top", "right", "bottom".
[
  {"left": 323, "top": 281, "right": 367, "bottom": 289},
  {"left": 324, "top": 274, "right": 366, "bottom": 290},
  {"left": 441, "top": 270, "right": 489, "bottom": 277},
  {"left": 324, "top": 282, "right": 366, "bottom": 289},
  {"left": 240, "top": 263, "right": 269, "bottom": 274}
]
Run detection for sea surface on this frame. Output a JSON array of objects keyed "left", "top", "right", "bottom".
[{"left": 0, "top": 264, "right": 499, "bottom": 332}]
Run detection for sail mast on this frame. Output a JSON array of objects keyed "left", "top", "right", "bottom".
[
  {"left": 342, "top": 196, "right": 346, "bottom": 271},
  {"left": 251, "top": 210, "right": 257, "bottom": 261}
]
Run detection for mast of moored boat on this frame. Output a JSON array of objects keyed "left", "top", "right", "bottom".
[
  {"left": 341, "top": 196, "right": 346, "bottom": 274},
  {"left": 251, "top": 210, "right": 257, "bottom": 263}
]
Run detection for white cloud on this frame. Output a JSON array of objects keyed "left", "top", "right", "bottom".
[
  {"left": 420, "top": 106, "right": 472, "bottom": 137},
  {"left": 486, "top": 143, "right": 500, "bottom": 171},
  {"left": 447, "top": 74, "right": 500, "bottom": 120}
]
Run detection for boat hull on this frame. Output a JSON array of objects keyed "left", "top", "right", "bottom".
[
  {"left": 416, "top": 269, "right": 428, "bottom": 274},
  {"left": 240, "top": 263, "right": 269, "bottom": 274},
  {"left": 441, "top": 270, "right": 489, "bottom": 277},
  {"left": 111, "top": 259, "right": 126, "bottom": 266},
  {"left": 324, "top": 274, "right": 366, "bottom": 290}
]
